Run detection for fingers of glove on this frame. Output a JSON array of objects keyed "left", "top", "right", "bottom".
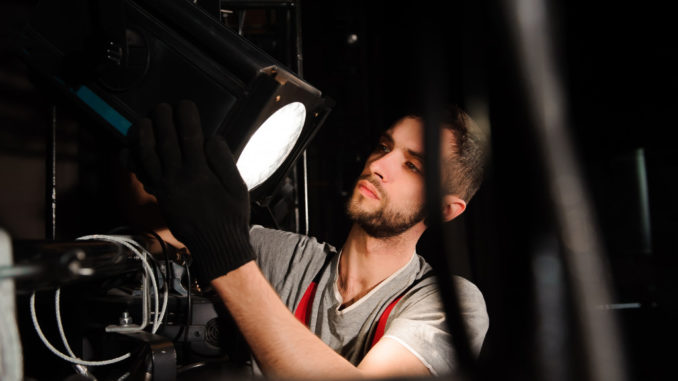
[
  {"left": 119, "top": 146, "right": 159, "bottom": 196},
  {"left": 205, "top": 135, "right": 248, "bottom": 197},
  {"left": 153, "top": 103, "right": 182, "bottom": 174},
  {"left": 175, "top": 100, "right": 206, "bottom": 166},
  {"left": 128, "top": 117, "right": 162, "bottom": 186}
]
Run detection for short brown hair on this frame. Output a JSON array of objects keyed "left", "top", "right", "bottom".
[{"left": 408, "top": 105, "right": 489, "bottom": 202}]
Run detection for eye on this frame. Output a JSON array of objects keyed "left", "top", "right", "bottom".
[
  {"left": 406, "top": 161, "right": 420, "bottom": 173},
  {"left": 376, "top": 143, "right": 391, "bottom": 153}
]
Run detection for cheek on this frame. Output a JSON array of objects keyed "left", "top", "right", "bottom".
[
  {"left": 411, "top": 187, "right": 426, "bottom": 207},
  {"left": 393, "top": 179, "right": 425, "bottom": 207}
]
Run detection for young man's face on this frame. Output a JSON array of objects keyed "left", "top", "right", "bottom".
[{"left": 346, "top": 116, "right": 456, "bottom": 237}]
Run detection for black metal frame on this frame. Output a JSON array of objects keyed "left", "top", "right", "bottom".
[{"left": 17, "top": 0, "right": 332, "bottom": 204}]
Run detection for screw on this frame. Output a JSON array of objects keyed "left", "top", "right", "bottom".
[{"left": 119, "top": 311, "right": 133, "bottom": 326}]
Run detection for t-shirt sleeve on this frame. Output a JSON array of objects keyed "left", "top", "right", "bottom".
[
  {"left": 382, "top": 276, "right": 489, "bottom": 376},
  {"left": 249, "top": 225, "right": 332, "bottom": 309}
]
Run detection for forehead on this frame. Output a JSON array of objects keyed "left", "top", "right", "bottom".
[
  {"left": 386, "top": 116, "right": 456, "bottom": 158},
  {"left": 386, "top": 116, "right": 424, "bottom": 149}
]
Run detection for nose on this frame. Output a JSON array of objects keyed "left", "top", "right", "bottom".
[{"left": 367, "top": 151, "right": 396, "bottom": 182}]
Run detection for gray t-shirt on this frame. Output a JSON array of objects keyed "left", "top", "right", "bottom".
[{"left": 250, "top": 225, "right": 489, "bottom": 376}]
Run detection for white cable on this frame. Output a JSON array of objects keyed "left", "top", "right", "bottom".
[
  {"left": 30, "top": 292, "right": 131, "bottom": 366},
  {"left": 76, "top": 234, "right": 167, "bottom": 333},
  {"left": 56, "top": 288, "right": 98, "bottom": 377},
  {"left": 101, "top": 235, "right": 168, "bottom": 332},
  {"left": 29, "top": 234, "right": 170, "bottom": 368},
  {"left": 55, "top": 288, "right": 76, "bottom": 357},
  {"left": 110, "top": 235, "right": 166, "bottom": 331},
  {"left": 78, "top": 235, "right": 159, "bottom": 330},
  {"left": 158, "top": 279, "right": 169, "bottom": 332},
  {"left": 101, "top": 236, "right": 158, "bottom": 330},
  {"left": 118, "top": 236, "right": 168, "bottom": 332}
]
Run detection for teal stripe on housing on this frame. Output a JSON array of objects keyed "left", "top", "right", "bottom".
[{"left": 74, "top": 86, "right": 132, "bottom": 135}]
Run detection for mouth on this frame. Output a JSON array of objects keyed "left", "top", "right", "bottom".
[{"left": 357, "top": 180, "right": 380, "bottom": 200}]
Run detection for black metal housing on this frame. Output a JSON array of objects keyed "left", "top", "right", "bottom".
[{"left": 13, "top": 0, "right": 333, "bottom": 201}]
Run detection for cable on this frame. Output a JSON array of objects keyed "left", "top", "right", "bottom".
[
  {"left": 110, "top": 228, "right": 173, "bottom": 328},
  {"left": 133, "top": 239, "right": 169, "bottom": 332},
  {"left": 29, "top": 234, "right": 170, "bottom": 368},
  {"left": 122, "top": 236, "right": 168, "bottom": 333},
  {"left": 103, "top": 236, "right": 160, "bottom": 332},
  {"left": 56, "top": 288, "right": 98, "bottom": 377},
  {"left": 183, "top": 252, "right": 192, "bottom": 351},
  {"left": 145, "top": 229, "right": 172, "bottom": 325},
  {"left": 109, "top": 226, "right": 172, "bottom": 316},
  {"left": 118, "top": 236, "right": 167, "bottom": 333},
  {"left": 30, "top": 292, "right": 131, "bottom": 366},
  {"left": 55, "top": 288, "right": 76, "bottom": 358},
  {"left": 171, "top": 250, "right": 192, "bottom": 352},
  {"left": 77, "top": 235, "right": 167, "bottom": 333}
]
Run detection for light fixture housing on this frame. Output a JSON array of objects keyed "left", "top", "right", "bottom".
[{"left": 14, "top": 0, "right": 333, "bottom": 200}]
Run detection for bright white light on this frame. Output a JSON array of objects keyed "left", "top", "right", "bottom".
[{"left": 237, "top": 102, "right": 306, "bottom": 190}]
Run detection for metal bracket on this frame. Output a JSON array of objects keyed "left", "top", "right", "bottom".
[{"left": 116, "top": 331, "right": 176, "bottom": 381}]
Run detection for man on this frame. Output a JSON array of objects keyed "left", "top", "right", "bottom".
[{"left": 128, "top": 100, "right": 489, "bottom": 379}]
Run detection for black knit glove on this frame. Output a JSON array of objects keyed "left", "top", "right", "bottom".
[{"left": 127, "top": 100, "right": 255, "bottom": 283}]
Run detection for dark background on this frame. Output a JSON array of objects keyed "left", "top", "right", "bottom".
[{"left": 1, "top": 0, "right": 677, "bottom": 380}]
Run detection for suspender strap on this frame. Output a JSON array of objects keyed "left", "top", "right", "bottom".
[
  {"left": 370, "top": 294, "right": 404, "bottom": 348},
  {"left": 370, "top": 272, "right": 433, "bottom": 348},
  {"left": 294, "top": 281, "right": 318, "bottom": 325},
  {"left": 294, "top": 256, "right": 431, "bottom": 350},
  {"left": 294, "top": 253, "right": 334, "bottom": 325},
  {"left": 295, "top": 285, "right": 406, "bottom": 347}
]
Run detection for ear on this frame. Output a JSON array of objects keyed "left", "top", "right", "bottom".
[{"left": 441, "top": 194, "right": 466, "bottom": 222}]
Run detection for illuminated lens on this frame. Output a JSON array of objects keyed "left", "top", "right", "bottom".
[{"left": 237, "top": 102, "right": 306, "bottom": 190}]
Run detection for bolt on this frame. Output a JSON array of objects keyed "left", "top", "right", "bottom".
[{"left": 119, "top": 311, "right": 133, "bottom": 326}]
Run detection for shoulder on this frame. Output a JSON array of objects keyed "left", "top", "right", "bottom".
[
  {"left": 395, "top": 272, "right": 487, "bottom": 325},
  {"left": 405, "top": 256, "right": 487, "bottom": 316},
  {"left": 398, "top": 269, "right": 489, "bottom": 344},
  {"left": 249, "top": 225, "right": 337, "bottom": 290},
  {"left": 250, "top": 224, "right": 336, "bottom": 256},
  {"left": 451, "top": 276, "right": 488, "bottom": 320},
  {"left": 250, "top": 224, "right": 309, "bottom": 246},
  {"left": 383, "top": 261, "right": 489, "bottom": 374}
]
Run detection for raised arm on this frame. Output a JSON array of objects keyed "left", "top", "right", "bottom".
[{"left": 127, "top": 100, "right": 432, "bottom": 379}]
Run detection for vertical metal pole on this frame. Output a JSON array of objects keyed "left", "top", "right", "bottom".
[
  {"left": 46, "top": 105, "right": 57, "bottom": 241},
  {"left": 415, "top": 7, "right": 476, "bottom": 378},
  {"left": 294, "top": 0, "right": 310, "bottom": 235},
  {"left": 302, "top": 152, "right": 309, "bottom": 236},
  {"left": 46, "top": 104, "right": 92, "bottom": 376},
  {"left": 501, "top": 1, "right": 628, "bottom": 380},
  {"left": 634, "top": 148, "right": 652, "bottom": 255}
]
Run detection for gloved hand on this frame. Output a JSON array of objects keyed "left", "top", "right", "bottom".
[{"left": 127, "top": 100, "right": 255, "bottom": 283}]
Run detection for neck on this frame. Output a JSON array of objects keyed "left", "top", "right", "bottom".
[{"left": 337, "top": 223, "right": 424, "bottom": 308}]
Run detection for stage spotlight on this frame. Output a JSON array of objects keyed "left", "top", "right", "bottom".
[
  {"left": 237, "top": 101, "right": 307, "bottom": 190},
  {"left": 13, "top": 0, "right": 333, "bottom": 199}
]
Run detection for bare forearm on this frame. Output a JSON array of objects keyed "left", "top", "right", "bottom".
[{"left": 211, "top": 261, "right": 365, "bottom": 379}]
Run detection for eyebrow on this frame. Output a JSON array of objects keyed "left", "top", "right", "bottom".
[
  {"left": 379, "top": 132, "right": 394, "bottom": 144},
  {"left": 380, "top": 132, "right": 426, "bottom": 162},
  {"left": 408, "top": 149, "right": 425, "bottom": 162}
]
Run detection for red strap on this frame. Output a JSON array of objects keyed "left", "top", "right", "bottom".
[
  {"left": 371, "top": 295, "right": 404, "bottom": 348},
  {"left": 295, "top": 281, "right": 404, "bottom": 350},
  {"left": 294, "top": 281, "right": 318, "bottom": 325}
]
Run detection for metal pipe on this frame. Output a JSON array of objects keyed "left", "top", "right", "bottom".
[
  {"left": 416, "top": 17, "right": 477, "bottom": 380},
  {"left": 12, "top": 240, "right": 142, "bottom": 291},
  {"left": 46, "top": 105, "right": 57, "bottom": 241},
  {"left": 634, "top": 148, "right": 652, "bottom": 255},
  {"left": 294, "top": 0, "right": 310, "bottom": 236},
  {"left": 501, "top": 0, "right": 628, "bottom": 380}
]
